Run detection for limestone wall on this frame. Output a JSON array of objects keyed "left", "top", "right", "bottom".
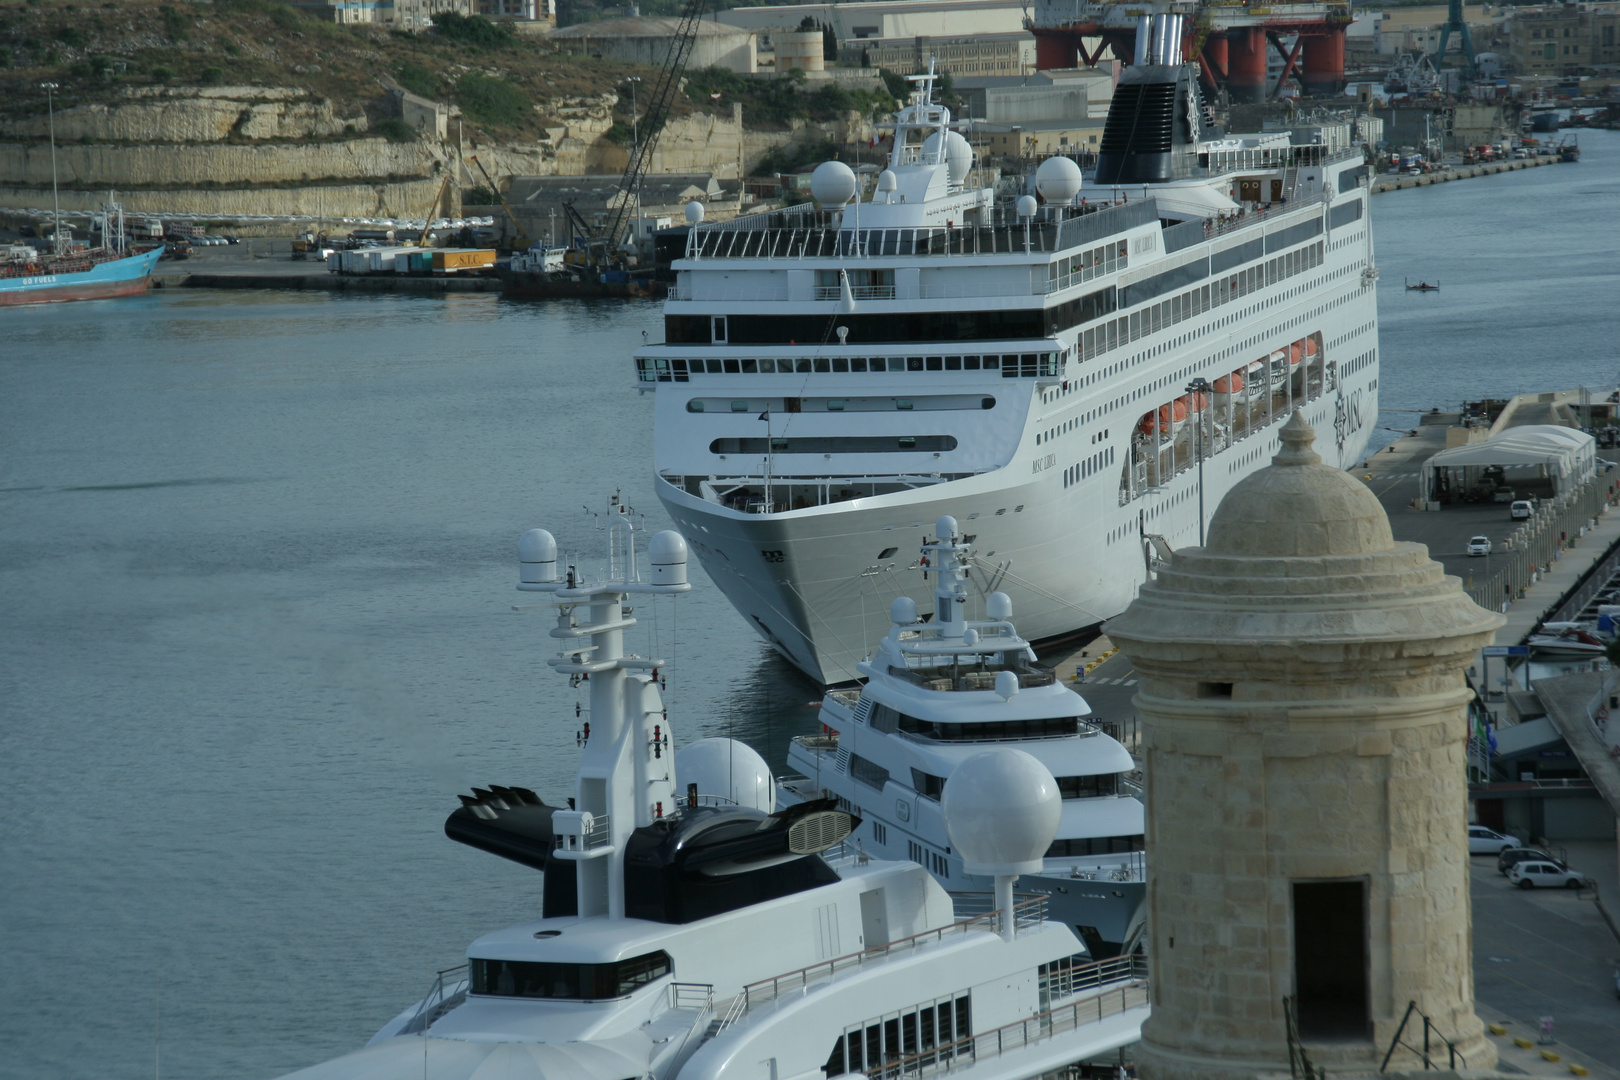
[
  {"left": 0, "top": 179, "right": 446, "bottom": 219},
  {"left": 0, "top": 139, "right": 445, "bottom": 189},
  {"left": 0, "top": 87, "right": 364, "bottom": 143}
]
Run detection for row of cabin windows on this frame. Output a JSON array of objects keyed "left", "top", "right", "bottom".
[
  {"left": 910, "top": 769, "right": 1119, "bottom": 801},
  {"left": 869, "top": 701, "right": 1081, "bottom": 742},
  {"left": 905, "top": 839, "right": 950, "bottom": 878},
  {"left": 469, "top": 951, "right": 671, "bottom": 1001},
  {"left": 1077, "top": 240, "right": 1324, "bottom": 364},
  {"left": 1045, "top": 834, "right": 1145, "bottom": 858},
  {"left": 1047, "top": 240, "right": 1128, "bottom": 292},
  {"left": 690, "top": 398, "right": 994, "bottom": 413},
  {"left": 638, "top": 352, "right": 1059, "bottom": 382},
  {"left": 824, "top": 994, "right": 973, "bottom": 1077}
]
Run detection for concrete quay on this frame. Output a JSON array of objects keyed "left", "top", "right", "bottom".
[
  {"left": 153, "top": 241, "right": 501, "bottom": 294},
  {"left": 1371, "top": 153, "right": 1568, "bottom": 194}
]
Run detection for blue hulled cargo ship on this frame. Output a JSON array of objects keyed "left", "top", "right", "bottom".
[{"left": 0, "top": 243, "right": 163, "bottom": 306}]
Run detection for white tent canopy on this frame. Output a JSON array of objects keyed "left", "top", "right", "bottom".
[{"left": 1420, "top": 425, "right": 1596, "bottom": 504}]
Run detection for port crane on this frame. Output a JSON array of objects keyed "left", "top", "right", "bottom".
[
  {"left": 467, "top": 155, "right": 532, "bottom": 250},
  {"left": 567, "top": 0, "right": 707, "bottom": 260}
]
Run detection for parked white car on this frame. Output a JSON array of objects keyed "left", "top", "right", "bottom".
[
  {"left": 1468, "top": 825, "right": 1522, "bottom": 854},
  {"left": 1507, "top": 859, "right": 1589, "bottom": 889}
]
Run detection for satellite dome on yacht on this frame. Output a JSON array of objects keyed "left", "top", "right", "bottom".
[
  {"left": 1035, "top": 156, "right": 1083, "bottom": 206},
  {"left": 809, "top": 159, "right": 857, "bottom": 208},
  {"left": 675, "top": 737, "right": 776, "bottom": 812}
]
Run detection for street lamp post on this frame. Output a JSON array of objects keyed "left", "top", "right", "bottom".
[
  {"left": 1187, "top": 377, "right": 1211, "bottom": 546},
  {"left": 41, "top": 81, "right": 61, "bottom": 256}
]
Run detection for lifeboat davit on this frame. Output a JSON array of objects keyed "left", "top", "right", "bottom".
[
  {"left": 1268, "top": 350, "right": 1289, "bottom": 387},
  {"left": 1137, "top": 399, "right": 1189, "bottom": 436}
]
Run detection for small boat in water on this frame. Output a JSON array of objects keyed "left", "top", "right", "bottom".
[{"left": 1404, "top": 279, "right": 1440, "bottom": 292}]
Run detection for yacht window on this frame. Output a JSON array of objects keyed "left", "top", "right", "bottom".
[
  {"left": 833, "top": 358, "right": 850, "bottom": 373},
  {"left": 815, "top": 358, "right": 831, "bottom": 373},
  {"left": 827, "top": 400, "right": 846, "bottom": 412},
  {"left": 686, "top": 400, "right": 705, "bottom": 413},
  {"left": 945, "top": 356, "right": 962, "bottom": 370},
  {"left": 852, "top": 357, "right": 868, "bottom": 372},
  {"left": 908, "top": 357, "right": 925, "bottom": 371},
  {"left": 926, "top": 357, "right": 944, "bottom": 371},
  {"left": 706, "top": 359, "right": 724, "bottom": 373},
  {"left": 1045, "top": 835, "right": 1144, "bottom": 858},
  {"left": 983, "top": 355, "right": 999, "bottom": 369},
  {"left": 741, "top": 358, "right": 758, "bottom": 374},
  {"left": 964, "top": 355, "right": 981, "bottom": 369},
  {"left": 469, "top": 951, "right": 672, "bottom": 1000},
  {"left": 712, "top": 316, "right": 727, "bottom": 342},
  {"left": 896, "top": 399, "right": 914, "bottom": 410},
  {"left": 910, "top": 768, "right": 947, "bottom": 800},
  {"left": 849, "top": 754, "right": 889, "bottom": 790},
  {"left": 758, "top": 358, "right": 775, "bottom": 373},
  {"left": 731, "top": 400, "right": 749, "bottom": 413},
  {"left": 724, "top": 359, "right": 741, "bottom": 374},
  {"left": 797, "top": 359, "right": 813, "bottom": 373},
  {"left": 1055, "top": 774, "right": 1121, "bottom": 798}
]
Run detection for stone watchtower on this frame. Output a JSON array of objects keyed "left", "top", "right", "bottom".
[{"left": 1109, "top": 413, "right": 1503, "bottom": 1078}]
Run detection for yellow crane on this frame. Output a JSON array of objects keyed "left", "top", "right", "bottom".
[
  {"left": 467, "top": 155, "right": 531, "bottom": 251},
  {"left": 412, "top": 175, "right": 451, "bottom": 247}
]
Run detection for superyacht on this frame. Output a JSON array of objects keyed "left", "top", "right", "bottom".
[
  {"left": 636, "top": 20, "right": 1379, "bottom": 683},
  {"left": 779, "top": 516, "right": 1146, "bottom": 957}
]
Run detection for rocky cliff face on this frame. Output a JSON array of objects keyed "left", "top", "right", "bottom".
[{"left": 0, "top": 86, "right": 364, "bottom": 143}]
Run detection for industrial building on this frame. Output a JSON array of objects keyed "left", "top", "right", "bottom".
[
  {"left": 855, "top": 33, "right": 1034, "bottom": 77},
  {"left": 550, "top": 16, "right": 759, "bottom": 74},
  {"left": 1507, "top": 1, "right": 1620, "bottom": 75}
]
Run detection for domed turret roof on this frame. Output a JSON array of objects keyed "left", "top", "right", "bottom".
[{"left": 1205, "top": 410, "right": 1393, "bottom": 558}]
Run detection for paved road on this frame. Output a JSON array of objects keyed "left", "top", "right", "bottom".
[{"left": 1470, "top": 851, "right": 1620, "bottom": 1074}]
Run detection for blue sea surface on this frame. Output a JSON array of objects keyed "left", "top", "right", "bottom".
[{"left": 1, "top": 130, "right": 1616, "bottom": 1079}]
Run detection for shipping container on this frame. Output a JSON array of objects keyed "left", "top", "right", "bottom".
[{"left": 431, "top": 248, "right": 497, "bottom": 273}]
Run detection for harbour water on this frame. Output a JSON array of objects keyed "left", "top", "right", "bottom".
[{"left": 1, "top": 130, "right": 1617, "bottom": 1080}]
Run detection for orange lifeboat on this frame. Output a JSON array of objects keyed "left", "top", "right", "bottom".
[
  {"left": 1212, "top": 371, "right": 1244, "bottom": 395},
  {"left": 1178, "top": 391, "right": 1211, "bottom": 413},
  {"left": 1304, "top": 336, "right": 1319, "bottom": 359},
  {"left": 1137, "top": 399, "right": 1189, "bottom": 436},
  {"left": 1288, "top": 341, "right": 1305, "bottom": 367}
]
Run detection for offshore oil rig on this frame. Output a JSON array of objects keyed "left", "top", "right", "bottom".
[{"left": 1032, "top": 0, "right": 1351, "bottom": 102}]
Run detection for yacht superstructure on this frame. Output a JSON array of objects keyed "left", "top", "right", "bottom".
[
  {"left": 276, "top": 509, "right": 1149, "bottom": 1080},
  {"left": 636, "top": 39, "right": 1379, "bottom": 684},
  {"left": 779, "top": 517, "right": 1145, "bottom": 958}
]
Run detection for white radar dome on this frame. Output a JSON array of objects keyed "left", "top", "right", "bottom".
[
  {"left": 810, "top": 160, "right": 858, "bottom": 207},
  {"left": 922, "top": 130, "right": 974, "bottom": 185},
  {"left": 684, "top": 199, "right": 705, "bottom": 224},
  {"left": 876, "top": 169, "right": 898, "bottom": 192},
  {"left": 890, "top": 595, "right": 919, "bottom": 625},
  {"left": 648, "top": 530, "right": 688, "bottom": 587},
  {"left": 942, "top": 748, "right": 1061, "bottom": 876},
  {"left": 676, "top": 737, "right": 776, "bottom": 812},
  {"left": 985, "top": 591, "right": 1013, "bottom": 620},
  {"left": 1016, "top": 194, "right": 1038, "bottom": 218},
  {"left": 935, "top": 515, "right": 959, "bottom": 541},
  {"left": 518, "top": 528, "right": 558, "bottom": 585},
  {"left": 1035, "top": 156, "right": 1083, "bottom": 206}
]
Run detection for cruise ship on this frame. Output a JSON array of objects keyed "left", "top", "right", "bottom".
[{"left": 636, "top": 26, "right": 1379, "bottom": 684}]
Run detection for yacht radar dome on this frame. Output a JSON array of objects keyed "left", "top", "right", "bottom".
[
  {"left": 942, "top": 749, "right": 1061, "bottom": 875},
  {"left": 684, "top": 200, "right": 705, "bottom": 224},
  {"left": 1035, "top": 156, "right": 1083, "bottom": 206},
  {"left": 935, "top": 515, "right": 959, "bottom": 541},
  {"left": 995, "top": 669, "right": 1019, "bottom": 702},
  {"left": 648, "top": 529, "right": 688, "bottom": 587},
  {"left": 518, "top": 528, "right": 558, "bottom": 586},
  {"left": 675, "top": 737, "right": 776, "bottom": 812},
  {"left": 921, "top": 130, "right": 973, "bottom": 185},
  {"left": 876, "top": 169, "right": 897, "bottom": 192},
  {"left": 986, "top": 591, "right": 1013, "bottom": 620},
  {"left": 810, "top": 160, "right": 857, "bottom": 208},
  {"left": 890, "top": 595, "right": 919, "bottom": 625},
  {"left": 1016, "top": 194, "right": 1038, "bottom": 219}
]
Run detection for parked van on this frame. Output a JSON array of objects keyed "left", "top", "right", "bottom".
[{"left": 1510, "top": 499, "right": 1534, "bottom": 520}]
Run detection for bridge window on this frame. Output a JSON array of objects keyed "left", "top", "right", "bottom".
[{"left": 470, "top": 951, "right": 671, "bottom": 1000}]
